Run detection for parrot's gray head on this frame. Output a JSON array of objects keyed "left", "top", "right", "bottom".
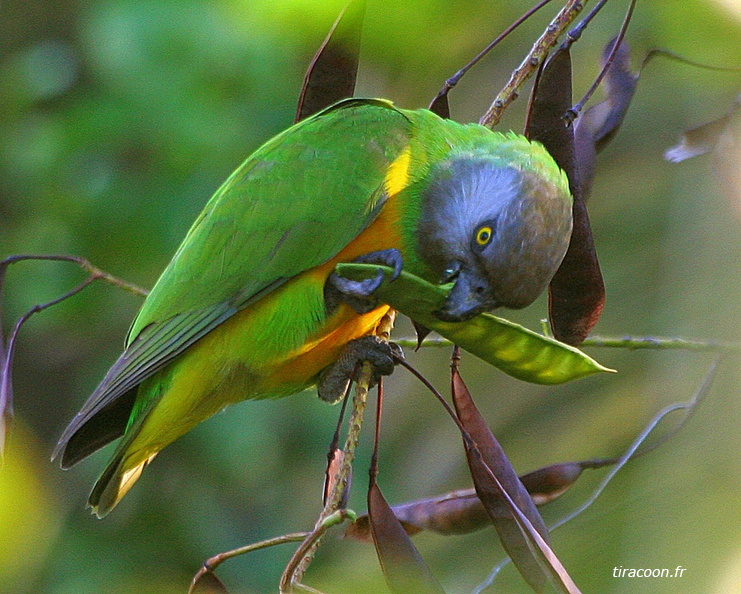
[{"left": 418, "top": 156, "right": 573, "bottom": 322}]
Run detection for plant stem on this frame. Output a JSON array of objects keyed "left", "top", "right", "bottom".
[
  {"left": 280, "top": 310, "right": 397, "bottom": 592},
  {"left": 394, "top": 334, "right": 741, "bottom": 353},
  {"left": 479, "top": 0, "right": 588, "bottom": 128},
  {"left": 195, "top": 532, "right": 309, "bottom": 575},
  {"left": 0, "top": 254, "right": 148, "bottom": 297}
]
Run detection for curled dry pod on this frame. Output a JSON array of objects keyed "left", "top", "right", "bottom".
[
  {"left": 367, "top": 480, "right": 445, "bottom": 593},
  {"left": 665, "top": 93, "right": 741, "bottom": 162},
  {"left": 295, "top": 0, "right": 366, "bottom": 123},
  {"left": 525, "top": 46, "right": 605, "bottom": 347},
  {"left": 346, "top": 461, "right": 593, "bottom": 542}
]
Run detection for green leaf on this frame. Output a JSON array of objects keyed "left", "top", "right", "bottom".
[{"left": 335, "top": 263, "right": 614, "bottom": 384}]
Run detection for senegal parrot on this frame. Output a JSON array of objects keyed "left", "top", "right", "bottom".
[{"left": 54, "top": 98, "right": 573, "bottom": 517}]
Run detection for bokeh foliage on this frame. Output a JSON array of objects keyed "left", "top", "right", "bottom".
[{"left": 1, "top": 0, "right": 740, "bottom": 592}]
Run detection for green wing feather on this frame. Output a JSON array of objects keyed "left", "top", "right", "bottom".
[
  {"left": 129, "top": 98, "right": 412, "bottom": 337},
  {"left": 55, "top": 98, "right": 413, "bottom": 467}
]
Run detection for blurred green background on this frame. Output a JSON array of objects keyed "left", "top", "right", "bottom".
[{"left": 1, "top": 0, "right": 740, "bottom": 592}]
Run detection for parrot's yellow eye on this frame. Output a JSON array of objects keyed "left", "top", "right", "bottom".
[{"left": 475, "top": 226, "right": 493, "bottom": 246}]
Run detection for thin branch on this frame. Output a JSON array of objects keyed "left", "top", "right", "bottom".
[
  {"left": 0, "top": 254, "right": 148, "bottom": 297},
  {"left": 641, "top": 48, "right": 741, "bottom": 73},
  {"left": 566, "top": 0, "right": 637, "bottom": 121},
  {"left": 281, "top": 369, "right": 370, "bottom": 591},
  {"left": 474, "top": 356, "right": 723, "bottom": 592},
  {"left": 1, "top": 276, "right": 98, "bottom": 441},
  {"left": 479, "top": 0, "right": 588, "bottom": 128},
  {"left": 280, "top": 310, "right": 397, "bottom": 592},
  {"left": 396, "top": 357, "right": 474, "bottom": 449},
  {"left": 192, "top": 531, "right": 310, "bottom": 584},
  {"left": 430, "top": 0, "right": 555, "bottom": 109},
  {"left": 0, "top": 254, "right": 148, "bottom": 458},
  {"left": 399, "top": 356, "right": 580, "bottom": 593},
  {"left": 559, "top": 0, "right": 608, "bottom": 49},
  {"left": 554, "top": 356, "right": 721, "bottom": 530},
  {"left": 583, "top": 335, "right": 740, "bottom": 352},
  {"left": 280, "top": 509, "right": 359, "bottom": 593},
  {"left": 392, "top": 334, "right": 741, "bottom": 353}
]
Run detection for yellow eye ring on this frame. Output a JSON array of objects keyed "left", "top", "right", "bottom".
[{"left": 476, "top": 226, "right": 493, "bottom": 246}]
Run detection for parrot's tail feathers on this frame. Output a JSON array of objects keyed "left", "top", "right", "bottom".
[
  {"left": 55, "top": 387, "right": 138, "bottom": 468},
  {"left": 88, "top": 452, "right": 158, "bottom": 518}
]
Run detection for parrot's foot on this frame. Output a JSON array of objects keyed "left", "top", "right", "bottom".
[
  {"left": 317, "top": 335, "right": 403, "bottom": 403},
  {"left": 324, "top": 249, "right": 403, "bottom": 315}
]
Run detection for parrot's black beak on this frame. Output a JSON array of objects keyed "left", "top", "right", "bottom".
[{"left": 433, "top": 268, "right": 499, "bottom": 322}]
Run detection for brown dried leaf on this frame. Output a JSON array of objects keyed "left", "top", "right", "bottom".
[
  {"left": 452, "top": 366, "right": 552, "bottom": 592},
  {"left": 189, "top": 569, "right": 229, "bottom": 594},
  {"left": 368, "top": 481, "right": 445, "bottom": 593},
  {"left": 428, "top": 92, "right": 451, "bottom": 119},
  {"left": 411, "top": 321, "right": 432, "bottom": 351},
  {"left": 525, "top": 46, "right": 605, "bottom": 346},
  {"left": 323, "top": 447, "right": 351, "bottom": 507},
  {"left": 346, "top": 461, "right": 591, "bottom": 542},
  {"left": 294, "top": 0, "right": 366, "bottom": 123},
  {"left": 665, "top": 94, "right": 740, "bottom": 162}
]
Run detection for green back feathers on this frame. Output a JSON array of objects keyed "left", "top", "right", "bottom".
[{"left": 128, "top": 99, "right": 413, "bottom": 342}]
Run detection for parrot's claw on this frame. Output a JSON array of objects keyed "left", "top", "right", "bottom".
[
  {"left": 324, "top": 249, "right": 403, "bottom": 315},
  {"left": 331, "top": 268, "right": 385, "bottom": 300},
  {"left": 352, "top": 248, "right": 403, "bottom": 281},
  {"left": 317, "top": 336, "right": 403, "bottom": 403}
]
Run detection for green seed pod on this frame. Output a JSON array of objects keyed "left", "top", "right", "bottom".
[{"left": 335, "top": 263, "right": 614, "bottom": 384}]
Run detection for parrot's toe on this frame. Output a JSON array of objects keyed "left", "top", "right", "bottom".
[
  {"left": 330, "top": 268, "right": 385, "bottom": 299},
  {"left": 317, "top": 335, "right": 402, "bottom": 403},
  {"left": 324, "top": 272, "right": 381, "bottom": 314},
  {"left": 352, "top": 248, "right": 403, "bottom": 281},
  {"left": 324, "top": 249, "right": 403, "bottom": 315}
]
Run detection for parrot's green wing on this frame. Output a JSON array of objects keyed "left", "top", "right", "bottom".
[
  {"left": 129, "top": 98, "right": 411, "bottom": 337},
  {"left": 55, "top": 99, "right": 413, "bottom": 467}
]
